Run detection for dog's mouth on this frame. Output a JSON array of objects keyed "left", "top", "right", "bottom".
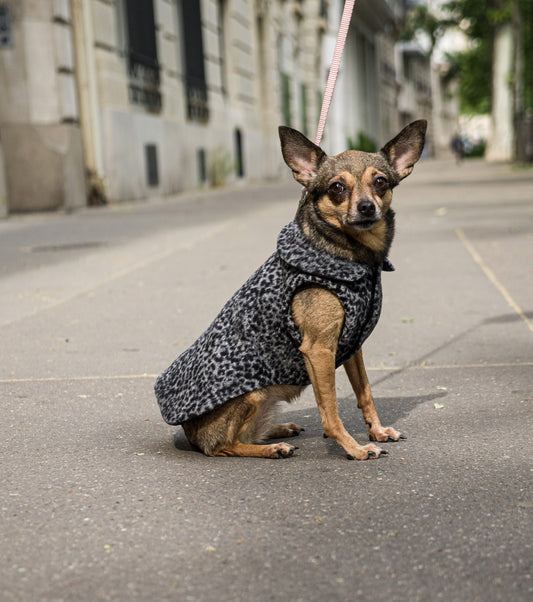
[{"left": 344, "top": 218, "right": 380, "bottom": 231}]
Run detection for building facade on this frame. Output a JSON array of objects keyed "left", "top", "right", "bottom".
[
  {"left": 395, "top": 40, "right": 433, "bottom": 153},
  {"left": 320, "top": 0, "right": 432, "bottom": 155},
  {"left": 0, "top": 0, "right": 435, "bottom": 216},
  {"left": 0, "top": 0, "right": 85, "bottom": 213},
  {"left": 85, "top": 0, "right": 327, "bottom": 202},
  {"left": 323, "top": 0, "right": 397, "bottom": 155},
  {"left": 0, "top": 0, "right": 329, "bottom": 212}
]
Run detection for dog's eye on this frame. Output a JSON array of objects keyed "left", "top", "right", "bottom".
[
  {"left": 374, "top": 177, "right": 388, "bottom": 191},
  {"left": 329, "top": 182, "right": 346, "bottom": 195}
]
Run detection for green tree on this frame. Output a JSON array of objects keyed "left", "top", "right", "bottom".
[
  {"left": 400, "top": 3, "right": 453, "bottom": 54},
  {"left": 443, "top": 0, "right": 493, "bottom": 115},
  {"left": 400, "top": 0, "right": 532, "bottom": 160},
  {"left": 444, "top": 41, "right": 492, "bottom": 115},
  {"left": 445, "top": 0, "right": 532, "bottom": 159}
]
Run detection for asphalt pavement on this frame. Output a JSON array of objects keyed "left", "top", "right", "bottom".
[{"left": 1, "top": 158, "right": 532, "bottom": 601}]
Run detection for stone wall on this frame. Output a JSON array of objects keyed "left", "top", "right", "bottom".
[{"left": 0, "top": 0, "right": 86, "bottom": 212}]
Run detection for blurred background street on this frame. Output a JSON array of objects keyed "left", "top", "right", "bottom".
[
  {"left": 1, "top": 0, "right": 532, "bottom": 215},
  {"left": 1, "top": 0, "right": 532, "bottom": 600}
]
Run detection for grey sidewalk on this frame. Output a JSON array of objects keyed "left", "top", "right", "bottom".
[{"left": 1, "top": 159, "right": 532, "bottom": 601}]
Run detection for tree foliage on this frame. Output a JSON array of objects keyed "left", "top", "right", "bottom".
[
  {"left": 400, "top": 1, "right": 532, "bottom": 116},
  {"left": 444, "top": 0, "right": 496, "bottom": 115},
  {"left": 445, "top": 41, "right": 492, "bottom": 115},
  {"left": 444, "top": 0, "right": 533, "bottom": 114},
  {"left": 520, "top": 0, "right": 533, "bottom": 111},
  {"left": 400, "top": 4, "right": 452, "bottom": 54}
]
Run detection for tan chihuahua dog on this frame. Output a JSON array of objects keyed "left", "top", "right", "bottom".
[{"left": 155, "top": 120, "right": 427, "bottom": 460}]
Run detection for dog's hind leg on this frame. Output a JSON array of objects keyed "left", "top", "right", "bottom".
[
  {"left": 262, "top": 385, "right": 306, "bottom": 439},
  {"left": 343, "top": 349, "right": 405, "bottom": 442},
  {"left": 266, "top": 423, "right": 303, "bottom": 438},
  {"left": 239, "top": 385, "right": 305, "bottom": 441},
  {"left": 216, "top": 440, "right": 297, "bottom": 458},
  {"left": 183, "top": 391, "right": 298, "bottom": 459},
  {"left": 215, "top": 399, "right": 298, "bottom": 458}
]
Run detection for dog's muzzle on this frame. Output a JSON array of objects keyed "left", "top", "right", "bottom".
[{"left": 345, "top": 201, "right": 381, "bottom": 230}]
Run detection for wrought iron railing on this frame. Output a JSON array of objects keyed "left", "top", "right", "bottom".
[
  {"left": 127, "top": 50, "right": 162, "bottom": 112},
  {"left": 185, "top": 76, "right": 209, "bottom": 123}
]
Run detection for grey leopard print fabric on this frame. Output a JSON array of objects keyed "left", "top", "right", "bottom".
[{"left": 155, "top": 220, "right": 394, "bottom": 425}]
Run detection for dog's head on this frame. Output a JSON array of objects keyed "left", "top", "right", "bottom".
[{"left": 279, "top": 120, "right": 427, "bottom": 233}]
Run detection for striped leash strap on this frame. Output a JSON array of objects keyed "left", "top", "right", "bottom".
[{"left": 314, "top": 0, "right": 356, "bottom": 147}]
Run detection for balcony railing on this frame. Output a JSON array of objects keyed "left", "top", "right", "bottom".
[
  {"left": 127, "top": 51, "right": 162, "bottom": 112},
  {"left": 185, "top": 76, "right": 209, "bottom": 123}
]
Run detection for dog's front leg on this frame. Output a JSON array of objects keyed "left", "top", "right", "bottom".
[
  {"left": 292, "top": 288, "right": 384, "bottom": 460},
  {"left": 344, "top": 349, "right": 405, "bottom": 442}
]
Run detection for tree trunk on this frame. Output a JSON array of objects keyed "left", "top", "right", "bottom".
[
  {"left": 485, "top": 21, "right": 515, "bottom": 161},
  {"left": 512, "top": 0, "right": 526, "bottom": 161}
]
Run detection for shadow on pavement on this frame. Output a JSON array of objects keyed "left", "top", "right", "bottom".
[
  {"left": 372, "top": 310, "right": 531, "bottom": 389},
  {"left": 484, "top": 310, "right": 533, "bottom": 324},
  {"left": 169, "top": 390, "right": 447, "bottom": 458}
]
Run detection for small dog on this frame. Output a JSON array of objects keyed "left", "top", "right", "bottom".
[{"left": 155, "top": 120, "right": 427, "bottom": 460}]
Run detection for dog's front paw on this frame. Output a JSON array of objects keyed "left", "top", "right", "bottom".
[
  {"left": 346, "top": 443, "right": 386, "bottom": 461},
  {"left": 369, "top": 426, "right": 405, "bottom": 443}
]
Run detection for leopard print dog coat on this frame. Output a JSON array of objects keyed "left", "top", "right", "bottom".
[{"left": 155, "top": 220, "right": 393, "bottom": 425}]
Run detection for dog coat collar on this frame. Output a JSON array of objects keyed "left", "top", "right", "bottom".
[{"left": 277, "top": 220, "right": 394, "bottom": 280}]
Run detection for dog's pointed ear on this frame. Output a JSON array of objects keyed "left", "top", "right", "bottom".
[
  {"left": 380, "top": 120, "right": 427, "bottom": 181},
  {"left": 279, "top": 126, "right": 326, "bottom": 188}
]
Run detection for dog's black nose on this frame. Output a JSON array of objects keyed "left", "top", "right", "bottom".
[{"left": 357, "top": 200, "right": 376, "bottom": 217}]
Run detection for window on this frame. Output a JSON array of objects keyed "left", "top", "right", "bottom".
[
  {"left": 198, "top": 149, "right": 207, "bottom": 183},
  {"left": 123, "top": 0, "right": 161, "bottom": 111},
  {"left": 145, "top": 144, "right": 159, "bottom": 187},
  {"left": 278, "top": 34, "right": 293, "bottom": 127},
  {"left": 0, "top": 5, "right": 13, "bottom": 48},
  {"left": 234, "top": 128, "right": 244, "bottom": 177},
  {"left": 300, "top": 83, "right": 308, "bottom": 136},
  {"left": 217, "top": 0, "right": 228, "bottom": 97},
  {"left": 281, "top": 73, "right": 292, "bottom": 127},
  {"left": 180, "top": 1, "right": 209, "bottom": 122}
]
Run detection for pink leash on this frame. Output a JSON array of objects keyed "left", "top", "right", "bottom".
[{"left": 314, "top": 0, "right": 356, "bottom": 147}]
